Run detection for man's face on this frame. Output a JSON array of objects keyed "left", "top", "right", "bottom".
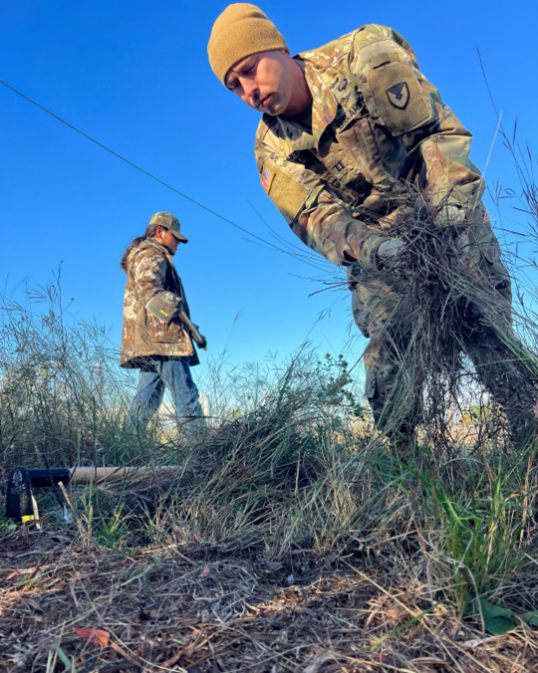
[
  {"left": 225, "top": 49, "right": 295, "bottom": 116},
  {"left": 156, "top": 227, "right": 180, "bottom": 255}
]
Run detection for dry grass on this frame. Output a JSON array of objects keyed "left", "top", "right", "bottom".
[
  {"left": 2, "top": 243, "right": 538, "bottom": 672},
  {"left": 1, "top": 506, "right": 537, "bottom": 673},
  {"left": 2, "top": 403, "right": 538, "bottom": 672},
  {"left": 2, "top": 141, "right": 538, "bottom": 671}
]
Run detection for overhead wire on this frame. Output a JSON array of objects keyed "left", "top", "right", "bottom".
[
  {"left": 0, "top": 78, "right": 374, "bottom": 390},
  {"left": 0, "top": 77, "right": 365, "bottom": 386},
  {"left": 248, "top": 200, "right": 336, "bottom": 274},
  {"left": 0, "top": 77, "right": 299, "bottom": 259}
]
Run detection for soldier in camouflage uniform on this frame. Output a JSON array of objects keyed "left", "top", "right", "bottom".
[
  {"left": 207, "top": 4, "right": 537, "bottom": 446},
  {"left": 120, "top": 212, "right": 207, "bottom": 437}
]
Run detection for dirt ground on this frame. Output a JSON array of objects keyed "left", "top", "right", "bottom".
[{"left": 1, "top": 525, "right": 537, "bottom": 673}]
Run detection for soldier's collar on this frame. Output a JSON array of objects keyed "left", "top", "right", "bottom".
[
  {"left": 273, "top": 58, "right": 338, "bottom": 152},
  {"left": 303, "top": 60, "right": 338, "bottom": 140}
]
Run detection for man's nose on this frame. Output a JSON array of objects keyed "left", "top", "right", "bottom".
[{"left": 242, "top": 78, "right": 258, "bottom": 101}]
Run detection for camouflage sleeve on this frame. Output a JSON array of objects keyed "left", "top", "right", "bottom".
[
  {"left": 255, "top": 140, "right": 385, "bottom": 270},
  {"left": 351, "top": 25, "right": 483, "bottom": 209},
  {"left": 129, "top": 248, "right": 178, "bottom": 319}
]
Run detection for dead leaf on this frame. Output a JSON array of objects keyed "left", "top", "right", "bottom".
[
  {"left": 73, "top": 627, "right": 110, "bottom": 647},
  {"left": 380, "top": 655, "right": 396, "bottom": 666},
  {"left": 7, "top": 568, "right": 20, "bottom": 580},
  {"left": 199, "top": 564, "right": 210, "bottom": 578},
  {"left": 162, "top": 651, "right": 183, "bottom": 668}
]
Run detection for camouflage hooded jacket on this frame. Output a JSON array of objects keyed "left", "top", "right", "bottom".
[
  {"left": 254, "top": 24, "right": 485, "bottom": 270},
  {"left": 119, "top": 238, "right": 199, "bottom": 368}
]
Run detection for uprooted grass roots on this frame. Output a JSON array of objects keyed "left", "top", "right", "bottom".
[{"left": 354, "top": 191, "right": 538, "bottom": 445}]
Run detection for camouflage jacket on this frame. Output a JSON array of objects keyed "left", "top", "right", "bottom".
[
  {"left": 254, "top": 24, "right": 484, "bottom": 270},
  {"left": 119, "top": 238, "right": 200, "bottom": 368}
]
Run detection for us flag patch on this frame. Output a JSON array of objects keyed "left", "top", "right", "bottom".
[{"left": 261, "top": 163, "right": 275, "bottom": 194}]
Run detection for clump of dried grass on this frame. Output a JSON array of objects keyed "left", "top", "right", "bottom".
[
  {"left": 100, "top": 354, "right": 372, "bottom": 554},
  {"left": 359, "top": 189, "right": 538, "bottom": 449}
]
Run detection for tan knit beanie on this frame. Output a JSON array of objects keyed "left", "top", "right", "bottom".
[{"left": 208, "top": 4, "right": 288, "bottom": 85}]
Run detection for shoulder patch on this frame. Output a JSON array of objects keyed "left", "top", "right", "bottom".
[
  {"left": 363, "top": 62, "right": 433, "bottom": 135},
  {"left": 386, "top": 81, "right": 409, "bottom": 109},
  {"left": 261, "top": 163, "right": 275, "bottom": 194}
]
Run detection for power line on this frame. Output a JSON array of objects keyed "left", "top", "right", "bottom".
[{"left": 0, "top": 77, "right": 283, "bottom": 252}]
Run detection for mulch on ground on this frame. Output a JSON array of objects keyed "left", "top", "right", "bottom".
[{"left": 1, "top": 526, "right": 537, "bottom": 673}]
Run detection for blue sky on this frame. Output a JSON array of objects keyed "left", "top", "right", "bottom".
[{"left": 1, "top": 0, "right": 537, "bottom": 390}]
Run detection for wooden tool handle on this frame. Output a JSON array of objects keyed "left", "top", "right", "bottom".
[{"left": 68, "top": 466, "right": 179, "bottom": 484}]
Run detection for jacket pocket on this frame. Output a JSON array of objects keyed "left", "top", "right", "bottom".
[{"left": 145, "top": 314, "right": 185, "bottom": 344}]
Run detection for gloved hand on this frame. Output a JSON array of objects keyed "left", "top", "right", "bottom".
[
  {"left": 440, "top": 205, "right": 469, "bottom": 254},
  {"left": 440, "top": 204, "right": 466, "bottom": 225},
  {"left": 198, "top": 334, "right": 208, "bottom": 350},
  {"left": 377, "top": 238, "right": 405, "bottom": 268}
]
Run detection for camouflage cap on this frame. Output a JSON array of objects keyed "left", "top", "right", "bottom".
[{"left": 149, "top": 212, "right": 188, "bottom": 243}]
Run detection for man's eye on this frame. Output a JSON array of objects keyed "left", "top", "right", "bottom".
[{"left": 240, "top": 62, "right": 256, "bottom": 77}]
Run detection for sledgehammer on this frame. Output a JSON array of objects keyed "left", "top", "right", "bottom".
[{"left": 5, "top": 466, "right": 179, "bottom": 523}]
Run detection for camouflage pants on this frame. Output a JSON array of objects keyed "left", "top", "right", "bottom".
[{"left": 349, "top": 207, "right": 537, "bottom": 446}]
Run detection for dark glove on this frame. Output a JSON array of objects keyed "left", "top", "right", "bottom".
[{"left": 198, "top": 334, "right": 208, "bottom": 350}]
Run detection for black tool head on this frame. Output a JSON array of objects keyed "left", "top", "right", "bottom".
[{"left": 6, "top": 468, "right": 35, "bottom": 523}]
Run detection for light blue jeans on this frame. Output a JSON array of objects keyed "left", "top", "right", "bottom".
[{"left": 128, "top": 358, "right": 205, "bottom": 435}]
